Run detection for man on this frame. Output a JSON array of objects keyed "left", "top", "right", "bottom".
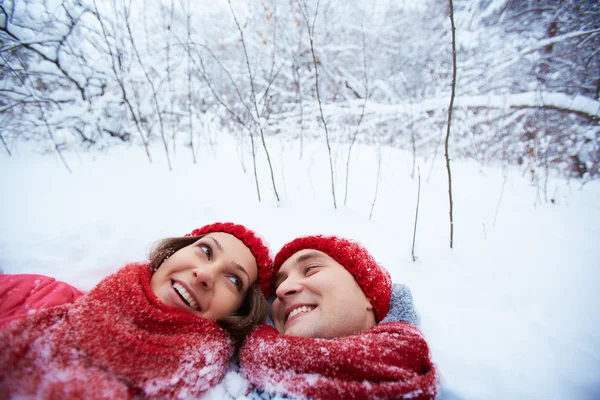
[{"left": 240, "top": 235, "right": 438, "bottom": 400}]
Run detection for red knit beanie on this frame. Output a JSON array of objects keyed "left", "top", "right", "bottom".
[
  {"left": 186, "top": 222, "right": 273, "bottom": 296},
  {"left": 273, "top": 235, "right": 392, "bottom": 321}
]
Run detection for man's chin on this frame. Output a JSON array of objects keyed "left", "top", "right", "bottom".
[
  {"left": 283, "top": 328, "right": 313, "bottom": 338},
  {"left": 282, "top": 322, "right": 323, "bottom": 338}
]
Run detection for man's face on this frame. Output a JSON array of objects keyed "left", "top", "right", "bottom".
[{"left": 271, "top": 249, "right": 376, "bottom": 338}]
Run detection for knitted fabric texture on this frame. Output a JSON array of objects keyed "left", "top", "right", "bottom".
[
  {"left": 0, "top": 263, "right": 233, "bottom": 399},
  {"left": 381, "top": 283, "right": 420, "bottom": 325},
  {"left": 186, "top": 222, "right": 274, "bottom": 296},
  {"left": 273, "top": 235, "right": 392, "bottom": 321},
  {"left": 240, "top": 323, "right": 438, "bottom": 400}
]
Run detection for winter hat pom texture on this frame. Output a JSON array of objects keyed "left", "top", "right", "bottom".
[
  {"left": 186, "top": 222, "right": 274, "bottom": 296},
  {"left": 273, "top": 235, "right": 392, "bottom": 321}
]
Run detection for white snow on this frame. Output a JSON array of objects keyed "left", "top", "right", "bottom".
[
  {"left": 273, "top": 92, "right": 600, "bottom": 122},
  {"left": 1, "top": 134, "right": 599, "bottom": 400}
]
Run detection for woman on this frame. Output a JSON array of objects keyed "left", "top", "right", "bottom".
[{"left": 0, "top": 222, "right": 273, "bottom": 399}]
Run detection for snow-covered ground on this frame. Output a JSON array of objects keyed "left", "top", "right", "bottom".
[{"left": 1, "top": 136, "right": 599, "bottom": 400}]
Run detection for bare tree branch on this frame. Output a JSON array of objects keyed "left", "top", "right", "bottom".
[
  {"left": 369, "top": 144, "right": 382, "bottom": 220},
  {"left": 91, "top": 0, "right": 152, "bottom": 163},
  {"left": 344, "top": 25, "right": 368, "bottom": 206},
  {"left": 0, "top": 9, "right": 87, "bottom": 100},
  {"left": 445, "top": 0, "right": 457, "bottom": 249},
  {"left": 1, "top": 53, "right": 71, "bottom": 173},
  {"left": 122, "top": 0, "right": 171, "bottom": 170},
  {"left": 298, "top": 0, "right": 337, "bottom": 208},
  {"left": 186, "top": 42, "right": 262, "bottom": 201},
  {"left": 184, "top": 0, "right": 196, "bottom": 164},
  {"left": 412, "top": 166, "right": 421, "bottom": 261},
  {"left": 227, "top": 0, "right": 280, "bottom": 202},
  {"left": 0, "top": 130, "right": 11, "bottom": 156}
]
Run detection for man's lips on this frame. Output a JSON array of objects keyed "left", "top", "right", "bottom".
[{"left": 284, "top": 304, "right": 317, "bottom": 324}]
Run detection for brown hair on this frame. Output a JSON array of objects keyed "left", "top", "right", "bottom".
[{"left": 149, "top": 235, "right": 268, "bottom": 345}]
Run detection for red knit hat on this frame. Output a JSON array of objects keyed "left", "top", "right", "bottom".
[
  {"left": 273, "top": 235, "right": 392, "bottom": 321},
  {"left": 186, "top": 222, "right": 273, "bottom": 296}
]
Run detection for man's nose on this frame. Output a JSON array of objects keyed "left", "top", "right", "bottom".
[
  {"left": 275, "top": 276, "right": 302, "bottom": 299},
  {"left": 193, "top": 265, "right": 215, "bottom": 290}
]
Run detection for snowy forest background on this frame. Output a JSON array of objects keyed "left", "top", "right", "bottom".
[
  {"left": 0, "top": 0, "right": 600, "bottom": 400},
  {"left": 1, "top": 0, "right": 599, "bottom": 192},
  {"left": 2, "top": 1, "right": 600, "bottom": 399}
]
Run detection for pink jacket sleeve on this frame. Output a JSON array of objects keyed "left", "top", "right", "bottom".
[{"left": 0, "top": 274, "right": 84, "bottom": 327}]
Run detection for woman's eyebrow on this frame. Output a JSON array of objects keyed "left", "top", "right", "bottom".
[
  {"left": 234, "top": 264, "right": 250, "bottom": 282},
  {"left": 207, "top": 236, "right": 223, "bottom": 253}
]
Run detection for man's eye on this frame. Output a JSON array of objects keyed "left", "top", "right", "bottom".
[
  {"left": 198, "top": 243, "right": 212, "bottom": 259},
  {"left": 304, "top": 265, "right": 319, "bottom": 276}
]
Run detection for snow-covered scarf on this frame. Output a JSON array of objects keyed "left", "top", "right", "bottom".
[
  {"left": 0, "top": 263, "right": 233, "bottom": 399},
  {"left": 240, "top": 322, "right": 437, "bottom": 400}
]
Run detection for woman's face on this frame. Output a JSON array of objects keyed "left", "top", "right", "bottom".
[{"left": 151, "top": 232, "right": 258, "bottom": 320}]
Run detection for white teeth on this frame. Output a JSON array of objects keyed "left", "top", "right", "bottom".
[
  {"left": 172, "top": 281, "right": 199, "bottom": 310},
  {"left": 287, "top": 306, "right": 315, "bottom": 321}
]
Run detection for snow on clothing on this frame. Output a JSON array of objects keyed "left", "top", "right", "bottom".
[
  {"left": 240, "top": 322, "right": 437, "bottom": 400},
  {"left": 239, "top": 234, "right": 436, "bottom": 399},
  {"left": 240, "top": 283, "right": 436, "bottom": 400},
  {"left": 0, "top": 273, "right": 84, "bottom": 326},
  {"left": 0, "top": 263, "right": 233, "bottom": 399}
]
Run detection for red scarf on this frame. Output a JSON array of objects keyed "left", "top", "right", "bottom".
[
  {"left": 0, "top": 263, "right": 233, "bottom": 399},
  {"left": 240, "top": 323, "right": 437, "bottom": 400}
]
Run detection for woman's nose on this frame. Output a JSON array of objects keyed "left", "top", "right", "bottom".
[{"left": 193, "top": 266, "right": 215, "bottom": 290}]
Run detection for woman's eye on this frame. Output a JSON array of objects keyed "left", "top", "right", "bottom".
[
  {"left": 228, "top": 275, "right": 242, "bottom": 290},
  {"left": 198, "top": 243, "right": 212, "bottom": 259}
]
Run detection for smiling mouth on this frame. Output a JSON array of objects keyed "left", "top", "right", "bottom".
[
  {"left": 286, "top": 305, "right": 316, "bottom": 322},
  {"left": 171, "top": 280, "right": 200, "bottom": 311}
]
